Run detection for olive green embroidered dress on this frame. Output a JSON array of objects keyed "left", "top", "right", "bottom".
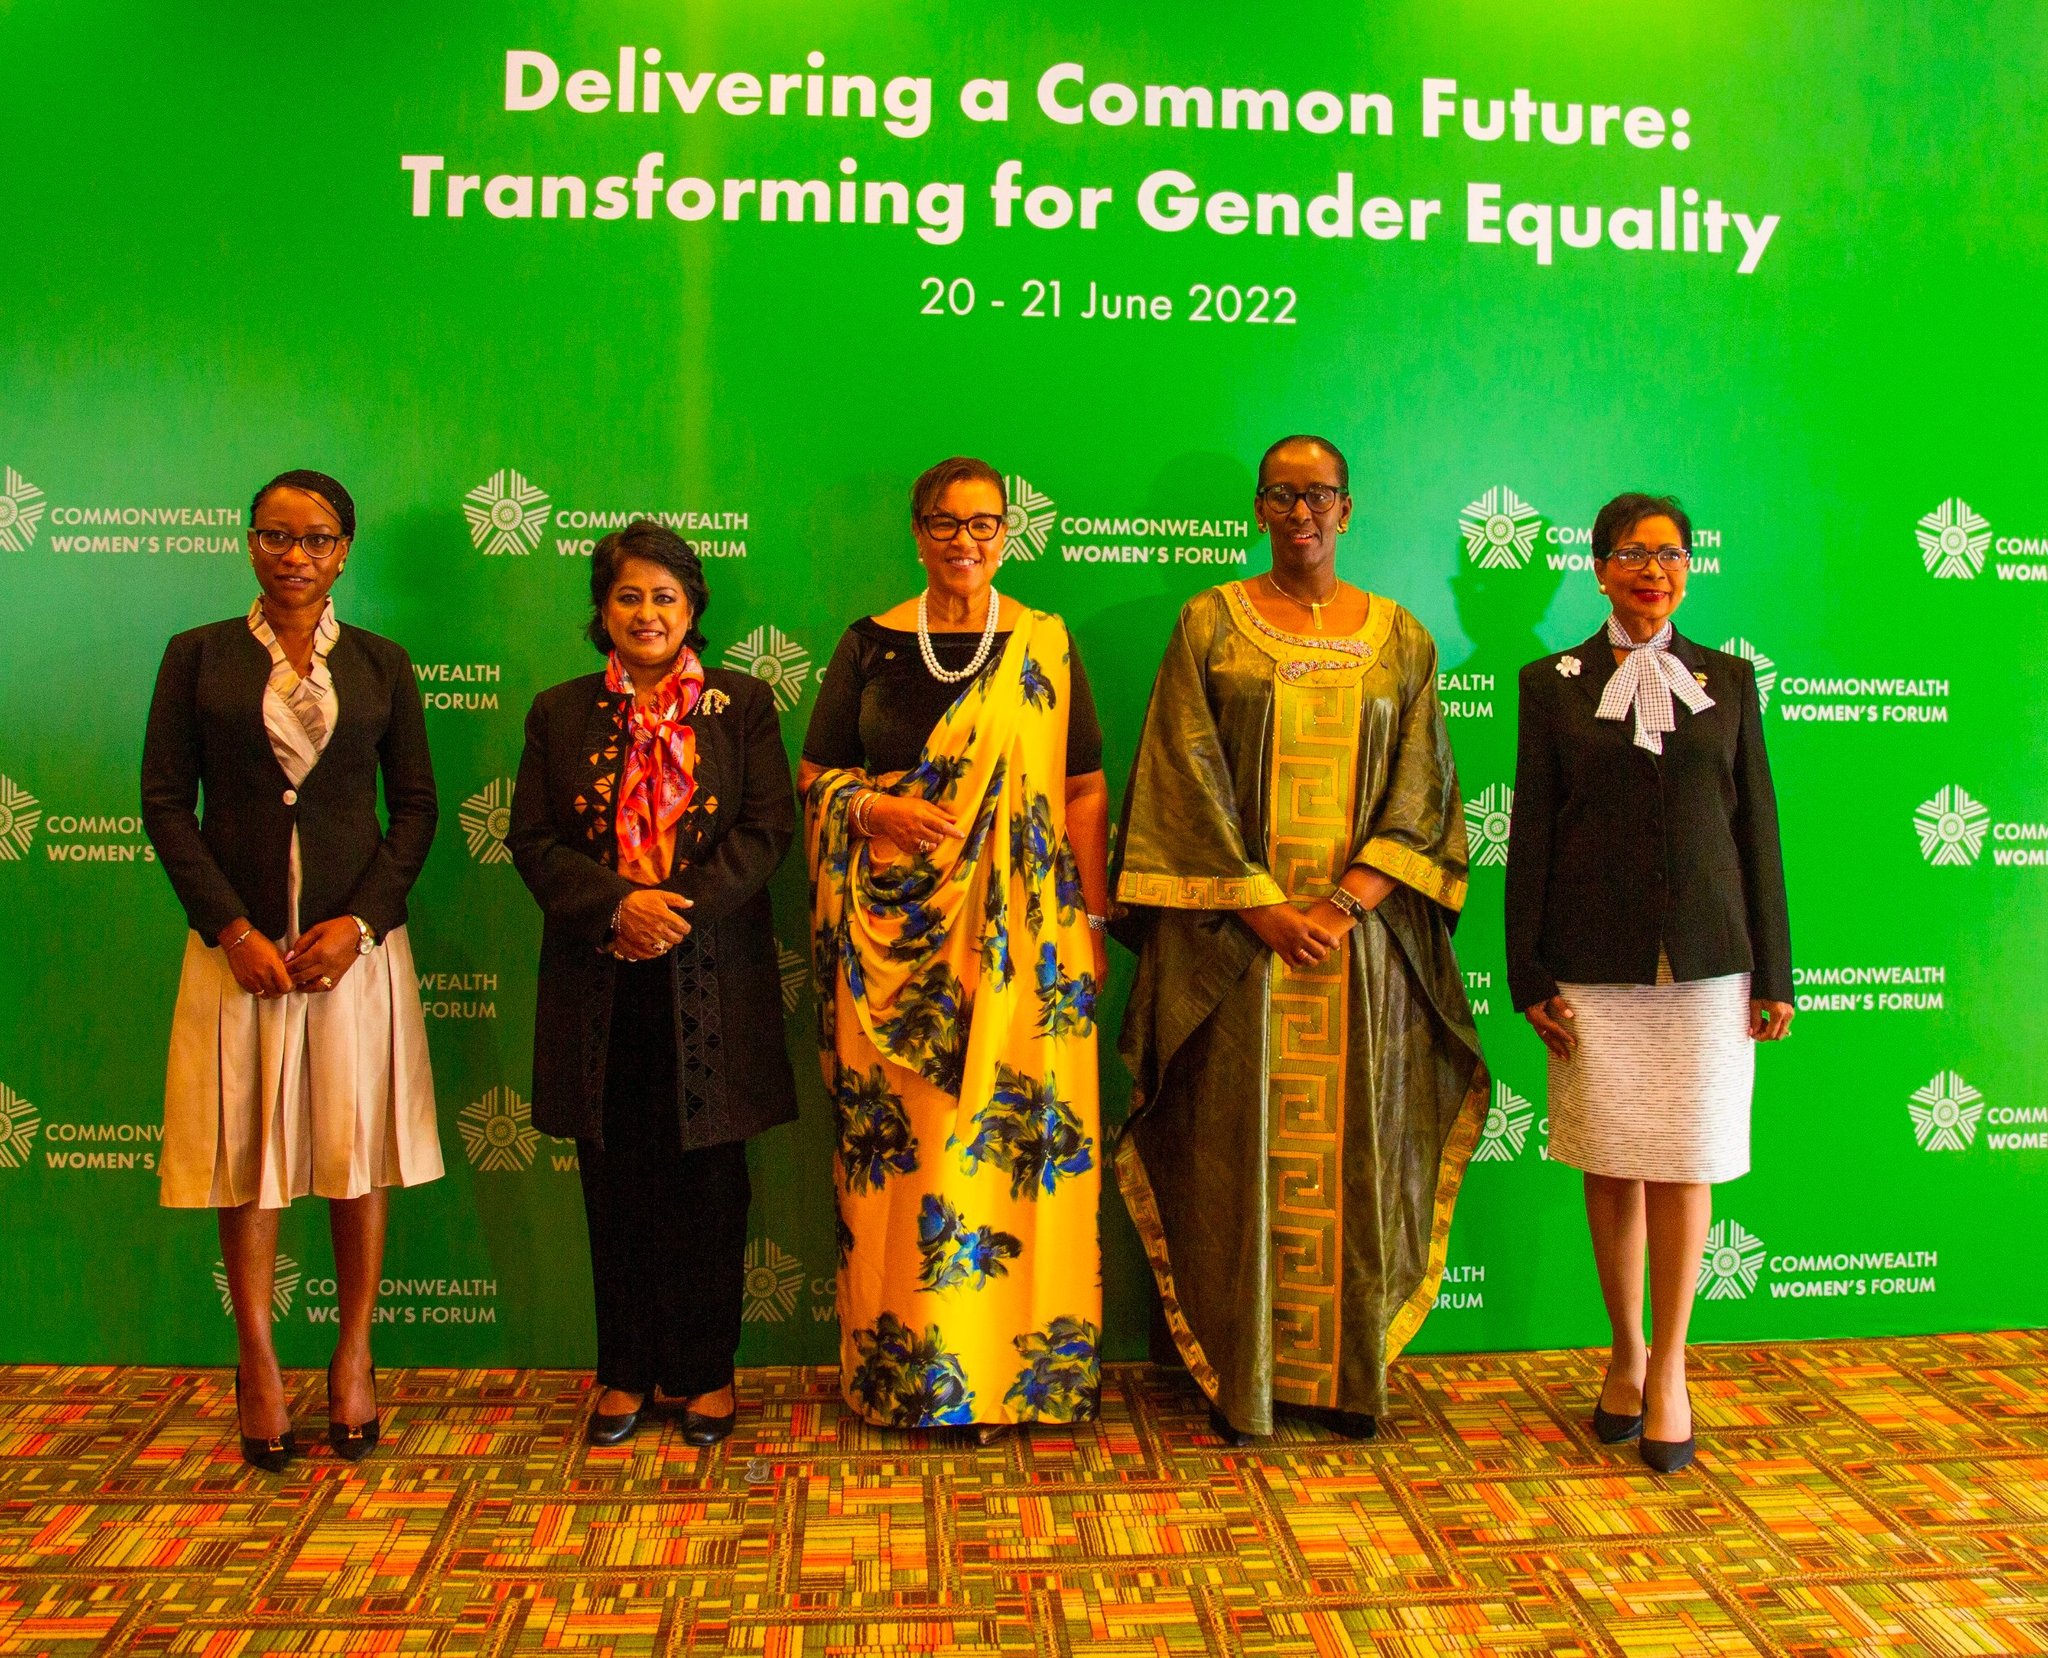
[{"left": 1112, "top": 582, "right": 1487, "bottom": 1433}]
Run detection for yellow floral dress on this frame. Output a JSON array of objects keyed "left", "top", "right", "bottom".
[{"left": 807, "top": 609, "right": 1102, "bottom": 1427}]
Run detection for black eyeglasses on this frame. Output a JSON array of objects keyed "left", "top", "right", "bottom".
[
  {"left": 1256, "top": 483, "right": 1347, "bottom": 514},
  {"left": 920, "top": 513, "right": 1005, "bottom": 543},
  {"left": 253, "top": 528, "right": 347, "bottom": 560},
  {"left": 1606, "top": 543, "right": 1689, "bottom": 571}
]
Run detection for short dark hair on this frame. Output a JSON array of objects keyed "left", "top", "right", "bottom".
[
  {"left": 587, "top": 519, "right": 710, "bottom": 653},
  {"left": 1257, "top": 434, "right": 1349, "bottom": 489},
  {"left": 1592, "top": 492, "right": 1692, "bottom": 560},
  {"left": 910, "top": 456, "right": 1006, "bottom": 523},
  {"left": 251, "top": 469, "right": 355, "bottom": 539}
]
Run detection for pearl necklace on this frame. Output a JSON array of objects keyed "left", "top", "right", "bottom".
[{"left": 917, "top": 586, "right": 1003, "bottom": 684}]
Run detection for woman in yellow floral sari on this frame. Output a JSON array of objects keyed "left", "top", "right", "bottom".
[
  {"left": 1113, "top": 435, "right": 1488, "bottom": 1445},
  {"left": 800, "top": 457, "right": 1110, "bottom": 1437}
]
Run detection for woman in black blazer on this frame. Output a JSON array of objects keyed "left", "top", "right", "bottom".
[
  {"left": 142, "top": 469, "right": 442, "bottom": 1472},
  {"left": 509, "top": 519, "right": 799, "bottom": 1448},
  {"left": 1504, "top": 491, "right": 1793, "bottom": 1475}
]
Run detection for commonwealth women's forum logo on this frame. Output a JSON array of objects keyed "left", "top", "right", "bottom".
[
  {"left": 776, "top": 942, "right": 808, "bottom": 1016},
  {"left": 724, "top": 626, "right": 813, "bottom": 713},
  {"left": 0, "top": 1082, "right": 41, "bottom": 1169},
  {"left": 1913, "top": 786, "right": 1989, "bottom": 866},
  {"left": 464, "top": 469, "right": 552, "bottom": 555},
  {"left": 1002, "top": 475, "right": 1057, "bottom": 560},
  {"left": 0, "top": 467, "right": 47, "bottom": 552},
  {"left": 214, "top": 1254, "right": 302, "bottom": 1318},
  {"left": 1473, "top": 1080, "right": 1534, "bottom": 1162},
  {"left": 1697, "top": 1219, "right": 1766, "bottom": 1299},
  {"left": 1463, "top": 784, "right": 1513, "bottom": 867},
  {"left": 458, "top": 778, "right": 516, "bottom": 864},
  {"left": 1720, "top": 638, "right": 1778, "bottom": 714},
  {"left": 1459, "top": 486, "right": 1542, "bottom": 570},
  {"left": 1915, "top": 498, "right": 1991, "bottom": 580},
  {"left": 1908, "top": 1070, "right": 1983, "bottom": 1152},
  {"left": 741, "top": 1238, "right": 805, "bottom": 1322},
  {"left": 0, "top": 775, "right": 42, "bottom": 860},
  {"left": 458, "top": 1086, "right": 540, "bottom": 1172}
]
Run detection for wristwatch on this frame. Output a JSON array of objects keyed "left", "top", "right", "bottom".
[
  {"left": 1326, "top": 887, "right": 1369, "bottom": 923},
  {"left": 350, "top": 915, "right": 377, "bottom": 955}
]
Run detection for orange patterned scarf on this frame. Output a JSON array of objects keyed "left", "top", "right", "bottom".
[{"left": 607, "top": 649, "right": 705, "bottom": 884}]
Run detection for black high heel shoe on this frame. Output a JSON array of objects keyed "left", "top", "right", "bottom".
[
  {"left": 1638, "top": 1386, "right": 1696, "bottom": 1474},
  {"left": 234, "top": 1368, "right": 298, "bottom": 1474},
  {"left": 327, "top": 1357, "right": 381, "bottom": 1463},
  {"left": 1592, "top": 1399, "right": 1645, "bottom": 1444}
]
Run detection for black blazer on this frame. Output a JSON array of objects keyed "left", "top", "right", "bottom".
[
  {"left": 508, "top": 666, "right": 800, "bottom": 1149},
  {"left": 141, "top": 618, "right": 437, "bottom": 941},
  {"left": 1504, "top": 626, "right": 1792, "bottom": 1010}
]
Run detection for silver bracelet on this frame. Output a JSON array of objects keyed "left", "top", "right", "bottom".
[{"left": 1086, "top": 913, "right": 1109, "bottom": 933}]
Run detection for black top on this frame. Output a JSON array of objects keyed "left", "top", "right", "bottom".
[
  {"left": 802, "top": 618, "right": 1104, "bottom": 776},
  {"left": 1502, "top": 626, "right": 1793, "bottom": 1010},
  {"left": 141, "top": 617, "right": 437, "bottom": 941},
  {"left": 507, "top": 666, "right": 800, "bottom": 1150}
]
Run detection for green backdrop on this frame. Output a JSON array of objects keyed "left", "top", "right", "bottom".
[{"left": 1, "top": 2, "right": 2042, "bottom": 1367}]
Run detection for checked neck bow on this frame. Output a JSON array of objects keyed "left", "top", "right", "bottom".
[{"left": 1594, "top": 616, "right": 1713, "bottom": 754}]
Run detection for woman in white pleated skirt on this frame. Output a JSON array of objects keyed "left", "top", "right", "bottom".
[{"left": 142, "top": 470, "right": 441, "bottom": 1470}]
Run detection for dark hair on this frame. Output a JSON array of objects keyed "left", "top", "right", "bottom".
[
  {"left": 1592, "top": 492, "right": 1692, "bottom": 559},
  {"left": 586, "top": 519, "right": 710, "bottom": 653},
  {"left": 251, "top": 469, "right": 356, "bottom": 539},
  {"left": 1257, "top": 434, "right": 1349, "bottom": 489},
  {"left": 910, "top": 456, "right": 1006, "bottom": 523}
]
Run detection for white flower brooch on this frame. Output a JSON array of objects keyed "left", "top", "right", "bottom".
[{"left": 1556, "top": 654, "right": 1583, "bottom": 677}]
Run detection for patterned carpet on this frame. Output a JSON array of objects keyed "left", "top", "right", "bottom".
[{"left": 1, "top": 1334, "right": 2044, "bottom": 1656}]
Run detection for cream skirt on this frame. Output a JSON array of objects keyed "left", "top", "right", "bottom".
[
  {"left": 1547, "top": 955, "right": 1754, "bottom": 1185},
  {"left": 159, "top": 926, "right": 443, "bottom": 1209}
]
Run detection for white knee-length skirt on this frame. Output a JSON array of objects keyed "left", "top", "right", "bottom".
[
  {"left": 159, "top": 927, "right": 443, "bottom": 1209},
  {"left": 1546, "top": 956, "right": 1754, "bottom": 1184}
]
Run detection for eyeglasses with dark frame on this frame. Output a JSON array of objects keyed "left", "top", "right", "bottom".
[
  {"left": 919, "top": 512, "right": 1005, "bottom": 543},
  {"left": 252, "top": 527, "right": 348, "bottom": 561},
  {"left": 1604, "top": 543, "right": 1690, "bottom": 571},
  {"left": 1255, "top": 482, "right": 1348, "bottom": 515}
]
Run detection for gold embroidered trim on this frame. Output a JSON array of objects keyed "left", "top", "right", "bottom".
[
  {"left": 1358, "top": 839, "right": 1469, "bottom": 912},
  {"left": 1116, "top": 869, "right": 1287, "bottom": 909},
  {"left": 1113, "top": 1128, "right": 1224, "bottom": 1408},
  {"left": 1221, "top": 580, "right": 1396, "bottom": 681},
  {"left": 1383, "top": 1062, "right": 1489, "bottom": 1362}
]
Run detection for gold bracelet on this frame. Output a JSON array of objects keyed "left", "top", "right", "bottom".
[{"left": 223, "top": 926, "right": 255, "bottom": 953}]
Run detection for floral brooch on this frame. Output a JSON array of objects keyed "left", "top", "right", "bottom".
[{"left": 1556, "top": 655, "right": 1583, "bottom": 677}]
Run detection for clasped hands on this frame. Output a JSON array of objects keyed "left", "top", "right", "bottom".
[
  {"left": 1237, "top": 896, "right": 1357, "bottom": 968},
  {"left": 607, "top": 889, "right": 694, "bottom": 961},
  {"left": 216, "top": 915, "right": 364, "bottom": 999}
]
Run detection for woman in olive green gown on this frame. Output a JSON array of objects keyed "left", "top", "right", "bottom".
[{"left": 1112, "top": 435, "right": 1488, "bottom": 1442}]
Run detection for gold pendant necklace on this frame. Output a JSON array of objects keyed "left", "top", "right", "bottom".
[{"left": 1265, "top": 571, "right": 1337, "bottom": 632}]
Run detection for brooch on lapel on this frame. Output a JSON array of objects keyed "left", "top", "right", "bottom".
[
  {"left": 699, "top": 687, "right": 731, "bottom": 715},
  {"left": 1556, "top": 655, "right": 1583, "bottom": 677},
  {"left": 1694, "top": 671, "right": 1709, "bottom": 686}
]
